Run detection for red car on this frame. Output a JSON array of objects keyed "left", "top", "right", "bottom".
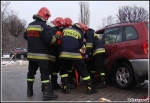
[{"left": 96, "top": 21, "right": 148, "bottom": 89}]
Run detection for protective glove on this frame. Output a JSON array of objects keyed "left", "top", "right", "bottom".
[
  {"left": 54, "top": 34, "right": 61, "bottom": 40},
  {"left": 85, "top": 54, "right": 89, "bottom": 58},
  {"left": 86, "top": 48, "right": 92, "bottom": 56},
  {"left": 54, "top": 31, "right": 62, "bottom": 45}
]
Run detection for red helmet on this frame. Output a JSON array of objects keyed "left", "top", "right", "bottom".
[
  {"left": 83, "top": 24, "right": 89, "bottom": 31},
  {"left": 73, "top": 22, "right": 86, "bottom": 31},
  {"left": 37, "top": 7, "right": 51, "bottom": 20},
  {"left": 64, "top": 17, "right": 72, "bottom": 27},
  {"left": 52, "top": 17, "right": 65, "bottom": 27}
]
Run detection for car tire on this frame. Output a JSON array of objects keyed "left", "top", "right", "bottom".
[
  {"left": 20, "top": 55, "right": 24, "bottom": 59},
  {"left": 114, "top": 63, "right": 137, "bottom": 90}
]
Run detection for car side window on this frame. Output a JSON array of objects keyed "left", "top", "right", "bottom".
[
  {"left": 103, "top": 27, "right": 121, "bottom": 44},
  {"left": 125, "top": 26, "right": 138, "bottom": 40}
]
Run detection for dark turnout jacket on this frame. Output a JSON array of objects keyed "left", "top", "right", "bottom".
[
  {"left": 24, "top": 16, "right": 57, "bottom": 62},
  {"left": 84, "top": 28, "right": 105, "bottom": 56},
  {"left": 58, "top": 26, "right": 84, "bottom": 60}
]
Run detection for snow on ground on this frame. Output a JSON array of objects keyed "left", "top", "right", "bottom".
[
  {"left": 1, "top": 60, "right": 28, "bottom": 66},
  {"left": 1, "top": 55, "right": 28, "bottom": 66}
]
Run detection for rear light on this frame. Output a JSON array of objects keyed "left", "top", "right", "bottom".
[{"left": 142, "top": 41, "right": 148, "bottom": 55}]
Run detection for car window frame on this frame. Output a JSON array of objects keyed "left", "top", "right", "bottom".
[
  {"left": 102, "top": 26, "right": 122, "bottom": 44},
  {"left": 122, "top": 26, "right": 139, "bottom": 42}
]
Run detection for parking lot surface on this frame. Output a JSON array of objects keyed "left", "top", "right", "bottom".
[{"left": 2, "top": 65, "right": 149, "bottom": 102}]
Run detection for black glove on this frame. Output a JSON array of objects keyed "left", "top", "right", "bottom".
[
  {"left": 55, "top": 26, "right": 60, "bottom": 31},
  {"left": 86, "top": 48, "right": 92, "bottom": 55},
  {"left": 60, "top": 27, "right": 65, "bottom": 32}
]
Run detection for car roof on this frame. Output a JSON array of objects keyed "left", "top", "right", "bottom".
[
  {"left": 16, "top": 48, "right": 26, "bottom": 50},
  {"left": 96, "top": 21, "right": 148, "bottom": 34}
]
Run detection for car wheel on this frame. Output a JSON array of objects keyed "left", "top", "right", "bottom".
[
  {"left": 20, "top": 55, "right": 24, "bottom": 59},
  {"left": 114, "top": 63, "right": 137, "bottom": 89}
]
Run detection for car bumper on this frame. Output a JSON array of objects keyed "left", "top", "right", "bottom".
[{"left": 129, "top": 59, "right": 148, "bottom": 81}]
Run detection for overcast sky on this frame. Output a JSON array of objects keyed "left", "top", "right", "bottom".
[{"left": 8, "top": 1, "right": 149, "bottom": 30}]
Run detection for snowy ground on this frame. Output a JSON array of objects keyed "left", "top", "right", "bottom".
[
  {"left": 1, "top": 55, "right": 28, "bottom": 66},
  {"left": 1, "top": 60, "right": 28, "bottom": 66}
]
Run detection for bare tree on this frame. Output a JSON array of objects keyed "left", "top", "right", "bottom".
[
  {"left": 5, "top": 10, "right": 26, "bottom": 61},
  {"left": 79, "top": 2, "right": 90, "bottom": 26},
  {"left": 1, "top": 1, "right": 10, "bottom": 22},
  {"left": 97, "top": 15, "right": 116, "bottom": 30},
  {"left": 116, "top": 5, "right": 149, "bottom": 23},
  {"left": 1, "top": 2, "right": 27, "bottom": 57},
  {"left": 1, "top": 1, "right": 11, "bottom": 55}
]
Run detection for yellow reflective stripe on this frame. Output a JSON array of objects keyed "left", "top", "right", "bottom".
[
  {"left": 42, "top": 80, "right": 50, "bottom": 83},
  {"left": 82, "top": 76, "right": 90, "bottom": 80},
  {"left": 28, "top": 25, "right": 42, "bottom": 28},
  {"left": 94, "top": 33, "right": 98, "bottom": 37},
  {"left": 64, "top": 86, "right": 66, "bottom": 89},
  {"left": 52, "top": 72, "right": 58, "bottom": 75},
  {"left": 63, "top": 29, "right": 81, "bottom": 39},
  {"left": 86, "top": 43, "right": 93, "bottom": 48},
  {"left": 60, "top": 74, "right": 68, "bottom": 78},
  {"left": 27, "top": 53, "right": 56, "bottom": 61},
  {"left": 88, "top": 87, "right": 91, "bottom": 90},
  {"left": 59, "top": 52, "right": 82, "bottom": 59},
  {"left": 59, "top": 54, "right": 82, "bottom": 59},
  {"left": 100, "top": 73, "right": 105, "bottom": 76},
  {"left": 86, "top": 45, "right": 92, "bottom": 48},
  {"left": 28, "top": 55, "right": 51, "bottom": 60},
  {"left": 91, "top": 71, "right": 96, "bottom": 73},
  {"left": 67, "top": 70, "right": 72, "bottom": 72},
  {"left": 27, "top": 25, "right": 43, "bottom": 31},
  {"left": 93, "top": 48, "right": 106, "bottom": 56},
  {"left": 94, "top": 33, "right": 101, "bottom": 39},
  {"left": 27, "top": 78, "right": 34, "bottom": 81},
  {"left": 93, "top": 50, "right": 105, "bottom": 56},
  {"left": 50, "top": 35, "right": 57, "bottom": 44},
  {"left": 27, "top": 27, "right": 42, "bottom": 31}
]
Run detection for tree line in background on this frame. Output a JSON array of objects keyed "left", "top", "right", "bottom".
[
  {"left": 1, "top": 1, "right": 27, "bottom": 55},
  {"left": 78, "top": 2, "right": 148, "bottom": 30},
  {"left": 1, "top": 1, "right": 149, "bottom": 55},
  {"left": 97, "top": 5, "right": 149, "bottom": 30}
]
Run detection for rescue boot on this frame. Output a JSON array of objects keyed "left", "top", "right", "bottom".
[
  {"left": 95, "top": 76, "right": 106, "bottom": 89},
  {"left": 27, "top": 81, "right": 33, "bottom": 97},
  {"left": 85, "top": 79, "right": 97, "bottom": 95},
  {"left": 42, "top": 82, "right": 58, "bottom": 101},
  {"left": 41, "top": 79, "right": 53, "bottom": 93},
  {"left": 61, "top": 78, "right": 70, "bottom": 94},
  {"left": 51, "top": 75, "right": 61, "bottom": 89},
  {"left": 68, "top": 71, "right": 76, "bottom": 89},
  {"left": 41, "top": 84, "right": 53, "bottom": 93},
  {"left": 90, "top": 72, "right": 97, "bottom": 85}
]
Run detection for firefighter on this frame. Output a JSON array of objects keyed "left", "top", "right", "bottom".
[
  {"left": 83, "top": 24, "right": 106, "bottom": 88},
  {"left": 58, "top": 22, "right": 97, "bottom": 94},
  {"left": 50, "top": 17, "right": 76, "bottom": 89},
  {"left": 46, "top": 17, "right": 65, "bottom": 90},
  {"left": 24, "top": 7, "right": 60, "bottom": 100},
  {"left": 62, "top": 17, "right": 76, "bottom": 89}
]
